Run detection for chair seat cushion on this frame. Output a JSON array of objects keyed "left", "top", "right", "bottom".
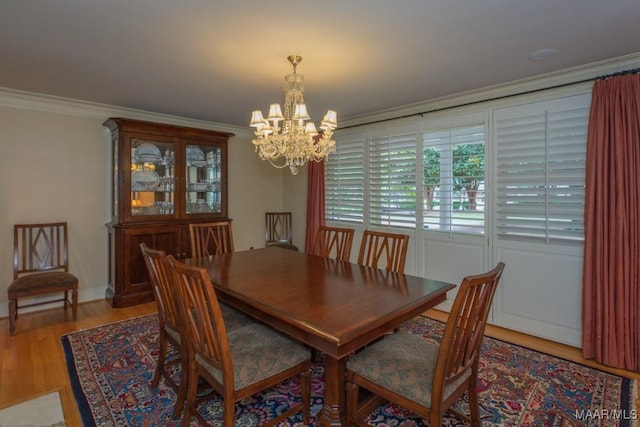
[
  {"left": 8, "top": 271, "right": 78, "bottom": 296},
  {"left": 347, "top": 332, "right": 470, "bottom": 409},
  {"left": 220, "top": 302, "right": 255, "bottom": 331},
  {"left": 197, "top": 322, "right": 310, "bottom": 391}
]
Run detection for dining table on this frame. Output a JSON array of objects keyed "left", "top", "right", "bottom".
[{"left": 188, "top": 246, "right": 455, "bottom": 426}]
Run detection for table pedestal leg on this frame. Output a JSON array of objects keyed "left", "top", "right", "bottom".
[{"left": 317, "top": 355, "right": 346, "bottom": 426}]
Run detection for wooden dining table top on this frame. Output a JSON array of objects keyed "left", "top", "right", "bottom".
[
  {"left": 188, "top": 246, "right": 455, "bottom": 426},
  {"left": 188, "top": 247, "right": 456, "bottom": 359}
]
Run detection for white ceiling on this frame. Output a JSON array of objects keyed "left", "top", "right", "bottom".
[{"left": 1, "top": 1, "right": 639, "bottom": 128}]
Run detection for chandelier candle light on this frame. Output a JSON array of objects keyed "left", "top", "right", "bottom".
[{"left": 250, "top": 55, "right": 338, "bottom": 175}]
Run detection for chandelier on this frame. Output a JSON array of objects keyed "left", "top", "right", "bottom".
[{"left": 250, "top": 55, "right": 338, "bottom": 175}]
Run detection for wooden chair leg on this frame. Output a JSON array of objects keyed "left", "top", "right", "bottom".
[
  {"left": 172, "top": 358, "right": 187, "bottom": 419},
  {"left": 430, "top": 410, "right": 443, "bottom": 427},
  {"left": 8, "top": 299, "right": 16, "bottom": 334},
  {"left": 182, "top": 358, "right": 198, "bottom": 426},
  {"left": 468, "top": 378, "right": 481, "bottom": 426},
  {"left": 346, "top": 381, "right": 358, "bottom": 426},
  {"left": 223, "top": 394, "right": 235, "bottom": 427},
  {"left": 172, "top": 346, "right": 188, "bottom": 419},
  {"left": 152, "top": 333, "right": 167, "bottom": 388},
  {"left": 71, "top": 288, "right": 78, "bottom": 320}
]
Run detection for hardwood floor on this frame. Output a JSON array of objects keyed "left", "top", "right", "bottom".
[
  {"left": 0, "top": 301, "right": 637, "bottom": 426},
  {"left": 0, "top": 300, "right": 157, "bottom": 427}
]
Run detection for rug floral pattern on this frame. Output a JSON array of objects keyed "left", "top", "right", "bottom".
[{"left": 61, "top": 315, "right": 637, "bottom": 426}]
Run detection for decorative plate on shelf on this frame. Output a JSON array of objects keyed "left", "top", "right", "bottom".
[
  {"left": 132, "top": 170, "right": 160, "bottom": 191},
  {"left": 134, "top": 142, "right": 162, "bottom": 163},
  {"left": 186, "top": 146, "right": 206, "bottom": 162}
]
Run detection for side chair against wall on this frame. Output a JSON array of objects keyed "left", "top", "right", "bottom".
[
  {"left": 312, "top": 225, "right": 355, "bottom": 262},
  {"left": 7, "top": 222, "right": 78, "bottom": 334},
  {"left": 265, "top": 212, "right": 298, "bottom": 250},
  {"left": 346, "top": 262, "right": 506, "bottom": 427},
  {"left": 357, "top": 230, "right": 410, "bottom": 273},
  {"left": 139, "top": 243, "right": 186, "bottom": 418},
  {"left": 189, "top": 221, "right": 234, "bottom": 257},
  {"left": 167, "top": 256, "right": 312, "bottom": 427}
]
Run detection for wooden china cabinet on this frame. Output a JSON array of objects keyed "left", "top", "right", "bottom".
[{"left": 104, "top": 118, "right": 233, "bottom": 307}]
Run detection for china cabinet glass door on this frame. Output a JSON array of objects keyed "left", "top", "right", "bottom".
[
  {"left": 185, "top": 143, "right": 223, "bottom": 215},
  {"left": 130, "top": 138, "right": 176, "bottom": 217}
]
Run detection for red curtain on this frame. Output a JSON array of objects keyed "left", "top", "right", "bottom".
[
  {"left": 305, "top": 160, "right": 326, "bottom": 254},
  {"left": 583, "top": 73, "right": 640, "bottom": 372}
]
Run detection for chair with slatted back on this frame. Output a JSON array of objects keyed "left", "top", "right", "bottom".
[
  {"left": 167, "top": 255, "right": 312, "bottom": 427},
  {"left": 139, "top": 243, "right": 186, "bottom": 418},
  {"left": 346, "top": 262, "right": 505, "bottom": 427},
  {"left": 312, "top": 225, "right": 355, "bottom": 262},
  {"left": 8, "top": 222, "right": 78, "bottom": 334},
  {"left": 189, "top": 221, "right": 234, "bottom": 257},
  {"left": 140, "top": 243, "right": 255, "bottom": 418},
  {"left": 187, "top": 222, "right": 252, "bottom": 333},
  {"left": 265, "top": 212, "right": 294, "bottom": 248},
  {"left": 357, "top": 230, "right": 410, "bottom": 273}
]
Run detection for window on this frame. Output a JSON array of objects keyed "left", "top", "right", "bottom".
[
  {"left": 325, "top": 132, "right": 365, "bottom": 224},
  {"left": 495, "top": 96, "right": 589, "bottom": 243},
  {"left": 326, "top": 122, "right": 486, "bottom": 236},
  {"left": 368, "top": 129, "right": 417, "bottom": 229},
  {"left": 423, "top": 125, "right": 485, "bottom": 234},
  {"left": 326, "top": 93, "right": 587, "bottom": 243}
]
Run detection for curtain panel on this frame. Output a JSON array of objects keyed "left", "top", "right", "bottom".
[
  {"left": 305, "top": 160, "right": 325, "bottom": 253},
  {"left": 582, "top": 73, "right": 640, "bottom": 372}
]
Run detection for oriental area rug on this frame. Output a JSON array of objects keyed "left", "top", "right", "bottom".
[{"left": 61, "top": 314, "right": 637, "bottom": 426}]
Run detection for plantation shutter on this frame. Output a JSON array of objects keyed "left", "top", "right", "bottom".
[
  {"left": 495, "top": 96, "right": 589, "bottom": 243},
  {"left": 423, "top": 124, "right": 485, "bottom": 234},
  {"left": 368, "top": 129, "right": 417, "bottom": 229},
  {"left": 325, "top": 133, "right": 365, "bottom": 224}
]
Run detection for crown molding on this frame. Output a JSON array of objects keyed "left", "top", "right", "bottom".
[
  {"left": 339, "top": 52, "right": 640, "bottom": 128},
  {"left": 0, "top": 86, "right": 248, "bottom": 136},
  {"left": 3, "top": 52, "right": 638, "bottom": 135}
]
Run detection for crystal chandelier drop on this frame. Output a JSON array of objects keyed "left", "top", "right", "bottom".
[{"left": 250, "top": 55, "right": 338, "bottom": 175}]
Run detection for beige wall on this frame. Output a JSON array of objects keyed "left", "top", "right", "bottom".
[
  {"left": 0, "top": 93, "right": 296, "bottom": 316},
  {"left": 283, "top": 167, "right": 309, "bottom": 250},
  {"left": 0, "top": 107, "right": 111, "bottom": 311}
]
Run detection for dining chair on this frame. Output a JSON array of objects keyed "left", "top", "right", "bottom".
[
  {"left": 7, "top": 222, "right": 78, "bottom": 334},
  {"left": 265, "top": 212, "right": 293, "bottom": 246},
  {"left": 345, "top": 262, "right": 505, "bottom": 427},
  {"left": 189, "top": 221, "right": 234, "bottom": 257},
  {"left": 141, "top": 243, "right": 256, "bottom": 418},
  {"left": 167, "top": 255, "right": 312, "bottom": 427},
  {"left": 357, "top": 229, "right": 410, "bottom": 273},
  {"left": 139, "top": 243, "right": 186, "bottom": 418},
  {"left": 312, "top": 225, "right": 355, "bottom": 262}
]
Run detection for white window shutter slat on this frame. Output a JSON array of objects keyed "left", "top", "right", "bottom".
[{"left": 495, "top": 98, "right": 589, "bottom": 243}]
